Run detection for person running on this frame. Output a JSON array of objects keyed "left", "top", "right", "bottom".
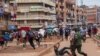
[
  {"left": 38, "top": 28, "right": 45, "bottom": 41},
  {"left": 46, "top": 28, "right": 53, "bottom": 40},
  {"left": 80, "top": 27, "right": 87, "bottom": 42},
  {"left": 87, "top": 26, "right": 92, "bottom": 38},
  {"left": 3, "top": 32, "right": 10, "bottom": 48},
  {"left": 34, "top": 31, "right": 41, "bottom": 47},
  {"left": 27, "top": 30, "right": 35, "bottom": 49},
  {"left": 65, "top": 27, "right": 70, "bottom": 40},
  {"left": 16, "top": 30, "right": 21, "bottom": 45},
  {"left": 21, "top": 30, "right": 27, "bottom": 48},
  {"left": 53, "top": 27, "right": 59, "bottom": 37},
  {"left": 70, "top": 28, "right": 87, "bottom": 56},
  {"left": 0, "top": 32, "right": 4, "bottom": 50},
  {"left": 92, "top": 25, "right": 98, "bottom": 36},
  {"left": 59, "top": 27, "right": 63, "bottom": 40},
  {"left": 54, "top": 43, "right": 71, "bottom": 56}
]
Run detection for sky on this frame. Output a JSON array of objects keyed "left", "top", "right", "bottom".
[{"left": 77, "top": 0, "right": 100, "bottom": 7}]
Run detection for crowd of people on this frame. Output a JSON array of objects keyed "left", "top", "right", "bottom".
[
  {"left": 0, "top": 25, "right": 99, "bottom": 56},
  {"left": 0, "top": 28, "right": 59, "bottom": 50}
]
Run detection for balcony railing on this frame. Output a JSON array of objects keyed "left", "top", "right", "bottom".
[
  {"left": 16, "top": 6, "right": 55, "bottom": 14},
  {"left": 30, "top": 6, "right": 56, "bottom": 14},
  {"left": 15, "top": 15, "right": 56, "bottom": 20},
  {"left": 18, "top": 23, "right": 43, "bottom": 28},
  {"left": 65, "top": 0, "right": 75, "bottom": 4},
  {"left": 10, "top": 0, "right": 55, "bottom": 6}
]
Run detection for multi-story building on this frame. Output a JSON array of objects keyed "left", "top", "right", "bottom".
[
  {"left": 86, "top": 7, "right": 96, "bottom": 25},
  {"left": 86, "top": 6, "right": 100, "bottom": 26},
  {"left": 97, "top": 7, "right": 100, "bottom": 26},
  {"left": 10, "top": 0, "right": 56, "bottom": 29},
  {"left": 0, "top": 0, "right": 17, "bottom": 30},
  {"left": 56, "top": 0, "right": 85, "bottom": 28},
  {"left": 0, "top": 0, "right": 10, "bottom": 30}
]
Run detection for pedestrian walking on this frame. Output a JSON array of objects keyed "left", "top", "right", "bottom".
[{"left": 70, "top": 28, "right": 87, "bottom": 56}]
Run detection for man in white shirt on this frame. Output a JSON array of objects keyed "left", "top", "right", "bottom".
[
  {"left": 21, "top": 30, "right": 26, "bottom": 38},
  {"left": 21, "top": 30, "right": 27, "bottom": 48},
  {"left": 38, "top": 28, "right": 45, "bottom": 37}
]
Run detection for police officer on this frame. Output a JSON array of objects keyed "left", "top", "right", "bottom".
[{"left": 70, "top": 28, "right": 87, "bottom": 56}]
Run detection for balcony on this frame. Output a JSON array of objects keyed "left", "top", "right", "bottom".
[
  {"left": 10, "top": 0, "right": 55, "bottom": 7},
  {"left": 29, "top": 6, "right": 56, "bottom": 14},
  {"left": 15, "top": 15, "right": 56, "bottom": 21},
  {"left": 10, "top": 0, "right": 41, "bottom": 3},
  {"left": 42, "top": 0, "right": 55, "bottom": 7},
  {"left": 29, "top": 6, "right": 44, "bottom": 12},
  {"left": 16, "top": 6, "right": 55, "bottom": 14},
  {"left": 65, "top": 0, "right": 75, "bottom": 4},
  {"left": 18, "top": 23, "right": 43, "bottom": 28}
]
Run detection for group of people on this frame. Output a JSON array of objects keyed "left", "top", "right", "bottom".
[
  {"left": 54, "top": 25, "right": 98, "bottom": 56},
  {"left": 0, "top": 29, "right": 43, "bottom": 50},
  {"left": 0, "top": 27, "right": 62, "bottom": 50},
  {"left": 0, "top": 25, "right": 98, "bottom": 56}
]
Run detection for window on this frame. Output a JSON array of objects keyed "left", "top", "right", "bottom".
[{"left": 58, "top": 0, "right": 64, "bottom": 3}]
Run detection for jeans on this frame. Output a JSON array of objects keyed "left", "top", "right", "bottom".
[{"left": 28, "top": 38, "right": 35, "bottom": 49}]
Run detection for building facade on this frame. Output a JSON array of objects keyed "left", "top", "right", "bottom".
[
  {"left": 0, "top": 0, "right": 11, "bottom": 30},
  {"left": 10, "top": 0, "right": 56, "bottom": 29},
  {"left": 56, "top": 0, "right": 85, "bottom": 28},
  {"left": 86, "top": 6, "right": 100, "bottom": 26},
  {"left": 97, "top": 7, "right": 100, "bottom": 25},
  {"left": 86, "top": 7, "right": 97, "bottom": 25}
]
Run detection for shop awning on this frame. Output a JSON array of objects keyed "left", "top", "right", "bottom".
[{"left": 19, "top": 27, "right": 31, "bottom": 31}]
